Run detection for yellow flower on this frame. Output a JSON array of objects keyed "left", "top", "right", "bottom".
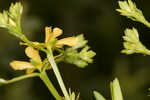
[
  {"left": 10, "top": 61, "right": 34, "bottom": 70},
  {"left": 10, "top": 46, "right": 51, "bottom": 74},
  {"left": 10, "top": 27, "right": 79, "bottom": 74},
  {"left": 25, "top": 46, "right": 42, "bottom": 63},
  {"left": 45, "top": 27, "right": 79, "bottom": 48},
  {"left": 19, "top": 27, "right": 79, "bottom": 49}
]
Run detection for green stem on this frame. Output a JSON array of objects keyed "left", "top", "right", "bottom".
[
  {"left": 20, "top": 34, "right": 47, "bottom": 53},
  {"left": 55, "top": 48, "right": 65, "bottom": 53},
  {"left": 47, "top": 47, "right": 70, "bottom": 100},
  {"left": 143, "top": 49, "right": 150, "bottom": 55},
  {"left": 143, "top": 20, "right": 150, "bottom": 28},
  {"left": 40, "top": 71, "right": 62, "bottom": 100},
  {"left": 0, "top": 73, "right": 40, "bottom": 85},
  {"left": 55, "top": 55, "right": 65, "bottom": 63}
]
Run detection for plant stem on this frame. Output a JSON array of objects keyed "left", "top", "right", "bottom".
[
  {"left": 143, "top": 20, "right": 150, "bottom": 28},
  {"left": 20, "top": 34, "right": 47, "bottom": 53},
  {"left": 55, "top": 55, "right": 65, "bottom": 63},
  {"left": 40, "top": 71, "right": 62, "bottom": 100},
  {"left": 2, "top": 73, "right": 40, "bottom": 84},
  {"left": 47, "top": 47, "right": 70, "bottom": 100}
]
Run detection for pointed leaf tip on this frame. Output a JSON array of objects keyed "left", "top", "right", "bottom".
[{"left": 93, "top": 91, "right": 106, "bottom": 100}]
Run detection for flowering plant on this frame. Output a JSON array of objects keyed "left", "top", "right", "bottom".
[{"left": 2, "top": 1, "right": 145, "bottom": 100}]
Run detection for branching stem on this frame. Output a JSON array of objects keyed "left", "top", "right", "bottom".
[
  {"left": 47, "top": 46, "right": 70, "bottom": 100},
  {"left": 40, "top": 71, "right": 62, "bottom": 100},
  {"left": 2, "top": 73, "right": 40, "bottom": 84}
]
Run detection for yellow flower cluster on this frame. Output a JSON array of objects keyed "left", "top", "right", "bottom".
[
  {"left": 45, "top": 27, "right": 78, "bottom": 48},
  {"left": 10, "top": 46, "right": 44, "bottom": 74},
  {"left": 10, "top": 27, "right": 79, "bottom": 74}
]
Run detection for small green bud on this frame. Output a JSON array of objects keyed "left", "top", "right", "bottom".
[
  {"left": 0, "top": 2, "right": 23, "bottom": 38},
  {"left": 117, "top": 0, "right": 148, "bottom": 26},
  {"left": 0, "top": 2, "right": 23, "bottom": 28},
  {"left": 70, "top": 92, "right": 75, "bottom": 100},
  {"left": 110, "top": 78, "right": 123, "bottom": 100},
  {"left": 72, "top": 34, "right": 88, "bottom": 49},
  {"left": 93, "top": 91, "right": 106, "bottom": 100},
  {"left": 9, "top": 2, "right": 23, "bottom": 21},
  {"left": 0, "top": 11, "right": 8, "bottom": 28},
  {"left": 68, "top": 89, "right": 80, "bottom": 100},
  {"left": 124, "top": 28, "right": 139, "bottom": 42},
  {"left": 121, "top": 28, "right": 150, "bottom": 55},
  {"left": 64, "top": 35, "right": 96, "bottom": 68},
  {"left": 79, "top": 46, "right": 96, "bottom": 63},
  {"left": 118, "top": 1, "right": 132, "bottom": 12}
]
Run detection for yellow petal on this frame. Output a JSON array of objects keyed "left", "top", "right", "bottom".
[
  {"left": 56, "top": 37, "right": 78, "bottom": 47},
  {"left": 20, "top": 42, "right": 41, "bottom": 46},
  {"left": 45, "top": 27, "right": 63, "bottom": 46},
  {"left": 52, "top": 27, "right": 63, "bottom": 38},
  {"left": 26, "top": 68, "right": 35, "bottom": 74},
  {"left": 10, "top": 61, "right": 34, "bottom": 70},
  {"left": 25, "top": 47, "right": 42, "bottom": 63},
  {"left": 45, "top": 27, "right": 52, "bottom": 44}
]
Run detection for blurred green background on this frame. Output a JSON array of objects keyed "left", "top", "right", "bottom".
[{"left": 0, "top": 0, "right": 150, "bottom": 100}]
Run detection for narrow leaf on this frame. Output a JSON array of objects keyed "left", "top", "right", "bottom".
[{"left": 93, "top": 91, "right": 106, "bottom": 100}]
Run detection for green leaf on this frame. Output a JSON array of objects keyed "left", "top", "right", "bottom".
[
  {"left": 110, "top": 78, "right": 123, "bottom": 100},
  {"left": 93, "top": 91, "right": 106, "bottom": 100}
]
